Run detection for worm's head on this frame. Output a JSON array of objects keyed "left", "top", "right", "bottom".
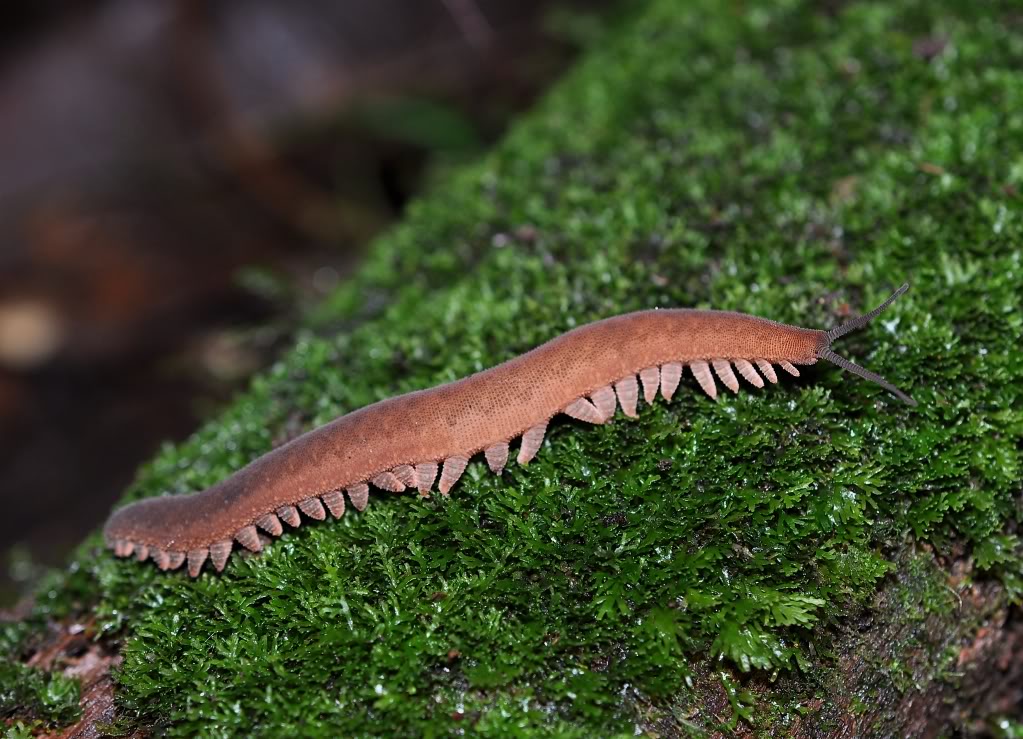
[{"left": 816, "top": 283, "right": 917, "bottom": 406}]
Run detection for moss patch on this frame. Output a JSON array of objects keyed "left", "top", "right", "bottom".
[
  {"left": 4, "top": 0, "right": 1023, "bottom": 735},
  {"left": 0, "top": 658, "right": 80, "bottom": 730}
]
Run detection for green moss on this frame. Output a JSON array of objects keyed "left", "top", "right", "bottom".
[
  {"left": 5, "top": 0, "right": 1023, "bottom": 734},
  {"left": 994, "top": 717, "right": 1023, "bottom": 739},
  {"left": 0, "top": 659, "right": 80, "bottom": 729}
]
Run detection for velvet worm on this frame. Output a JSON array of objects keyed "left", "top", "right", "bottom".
[{"left": 105, "top": 284, "right": 915, "bottom": 576}]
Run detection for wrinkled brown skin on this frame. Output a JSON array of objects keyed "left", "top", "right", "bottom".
[{"left": 104, "top": 310, "right": 826, "bottom": 553}]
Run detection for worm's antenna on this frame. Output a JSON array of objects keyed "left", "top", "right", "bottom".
[
  {"left": 826, "top": 283, "right": 909, "bottom": 342},
  {"left": 818, "top": 348, "right": 916, "bottom": 406},
  {"left": 819, "top": 283, "right": 916, "bottom": 406}
]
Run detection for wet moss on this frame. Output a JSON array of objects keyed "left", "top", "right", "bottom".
[
  {"left": 3, "top": 0, "right": 1022, "bottom": 734},
  {"left": 0, "top": 658, "right": 80, "bottom": 731}
]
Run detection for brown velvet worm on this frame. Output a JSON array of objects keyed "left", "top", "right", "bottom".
[{"left": 105, "top": 283, "right": 915, "bottom": 576}]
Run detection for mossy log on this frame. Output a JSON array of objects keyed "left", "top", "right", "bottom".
[{"left": 2, "top": 0, "right": 1021, "bottom": 735}]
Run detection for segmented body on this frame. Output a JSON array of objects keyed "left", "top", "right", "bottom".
[{"left": 105, "top": 291, "right": 914, "bottom": 578}]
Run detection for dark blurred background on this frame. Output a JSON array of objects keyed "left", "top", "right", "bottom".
[{"left": 0, "top": 0, "right": 610, "bottom": 602}]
